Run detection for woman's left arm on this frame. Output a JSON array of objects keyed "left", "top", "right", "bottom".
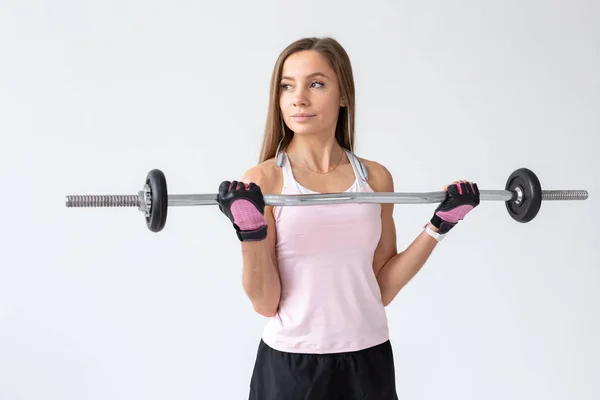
[
  {"left": 375, "top": 221, "right": 440, "bottom": 307},
  {"left": 367, "top": 161, "right": 479, "bottom": 306}
]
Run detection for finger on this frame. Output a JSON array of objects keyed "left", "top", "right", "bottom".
[
  {"left": 461, "top": 181, "right": 471, "bottom": 195},
  {"left": 248, "top": 182, "right": 261, "bottom": 192},
  {"left": 472, "top": 182, "right": 479, "bottom": 195},
  {"left": 235, "top": 181, "right": 250, "bottom": 192},
  {"left": 454, "top": 181, "right": 464, "bottom": 194},
  {"left": 447, "top": 183, "right": 460, "bottom": 196},
  {"left": 218, "top": 181, "right": 232, "bottom": 196},
  {"left": 444, "top": 182, "right": 456, "bottom": 192},
  {"left": 455, "top": 181, "right": 463, "bottom": 195}
]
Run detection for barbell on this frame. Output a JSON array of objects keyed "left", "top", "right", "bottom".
[{"left": 64, "top": 167, "right": 589, "bottom": 233}]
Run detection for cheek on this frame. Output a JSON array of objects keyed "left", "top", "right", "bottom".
[
  {"left": 319, "top": 95, "right": 341, "bottom": 120},
  {"left": 279, "top": 94, "right": 286, "bottom": 109}
]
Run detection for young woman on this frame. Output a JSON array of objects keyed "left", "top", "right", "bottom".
[{"left": 216, "top": 37, "right": 480, "bottom": 399}]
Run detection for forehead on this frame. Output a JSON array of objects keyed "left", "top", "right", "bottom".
[{"left": 281, "top": 50, "right": 336, "bottom": 79}]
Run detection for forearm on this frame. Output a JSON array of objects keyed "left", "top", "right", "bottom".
[
  {"left": 241, "top": 241, "right": 281, "bottom": 317},
  {"left": 376, "top": 223, "right": 439, "bottom": 306}
]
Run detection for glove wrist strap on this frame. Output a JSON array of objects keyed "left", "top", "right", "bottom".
[
  {"left": 424, "top": 223, "right": 446, "bottom": 242},
  {"left": 430, "top": 214, "right": 456, "bottom": 235},
  {"left": 235, "top": 224, "right": 268, "bottom": 242}
]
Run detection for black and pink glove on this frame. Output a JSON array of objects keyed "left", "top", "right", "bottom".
[
  {"left": 216, "top": 180, "right": 268, "bottom": 242},
  {"left": 430, "top": 181, "right": 480, "bottom": 234}
]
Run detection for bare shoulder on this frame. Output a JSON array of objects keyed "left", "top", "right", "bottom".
[
  {"left": 241, "top": 157, "right": 282, "bottom": 195},
  {"left": 357, "top": 156, "right": 394, "bottom": 192}
]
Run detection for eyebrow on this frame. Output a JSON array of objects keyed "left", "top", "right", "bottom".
[{"left": 281, "top": 72, "right": 329, "bottom": 81}]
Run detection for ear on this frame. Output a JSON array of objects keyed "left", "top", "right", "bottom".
[{"left": 340, "top": 98, "right": 346, "bottom": 107}]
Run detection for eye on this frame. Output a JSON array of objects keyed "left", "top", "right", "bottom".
[
  {"left": 311, "top": 81, "right": 324, "bottom": 88},
  {"left": 280, "top": 83, "right": 292, "bottom": 91}
]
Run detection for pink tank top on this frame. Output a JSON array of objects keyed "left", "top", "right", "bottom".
[{"left": 261, "top": 150, "right": 390, "bottom": 354}]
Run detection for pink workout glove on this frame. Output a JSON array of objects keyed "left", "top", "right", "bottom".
[
  {"left": 216, "top": 180, "right": 268, "bottom": 242},
  {"left": 430, "top": 181, "right": 480, "bottom": 234}
]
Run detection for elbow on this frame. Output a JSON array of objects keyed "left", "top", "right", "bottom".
[
  {"left": 381, "top": 296, "right": 392, "bottom": 307},
  {"left": 253, "top": 302, "right": 278, "bottom": 317},
  {"left": 379, "top": 286, "right": 398, "bottom": 307},
  {"left": 248, "top": 292, "right": 280, "bottom": 317}
]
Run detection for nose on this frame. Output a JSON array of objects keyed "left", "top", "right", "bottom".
[{"left": 292, "top": 86, "right": 309, "bottom": 107}]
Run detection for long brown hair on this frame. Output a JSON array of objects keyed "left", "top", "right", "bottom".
[{"left": 258, "top": 37, "right": 356, "bottom": 163}]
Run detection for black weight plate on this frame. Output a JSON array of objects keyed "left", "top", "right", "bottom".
[
  {"left": 505, "top": 168, "right": 542, "bottom": 223},
  {"left": 145, "top": 169, "right": 168, "bottom": 232}
]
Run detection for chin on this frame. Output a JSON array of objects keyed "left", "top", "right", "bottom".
[{"left": 289, "top": 124, "right": 319, "bottom": 135}]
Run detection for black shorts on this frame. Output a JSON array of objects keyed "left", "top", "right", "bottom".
[{"left": 248, "top": 339, "right": 398, "bottom": 399}]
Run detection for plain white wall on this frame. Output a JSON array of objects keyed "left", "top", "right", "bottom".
[{"left": 1, "top": 1, "right": 598, "bottom": 399}]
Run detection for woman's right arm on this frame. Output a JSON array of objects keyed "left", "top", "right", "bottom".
[{"left": 238, "top": 166, "right": 281, "bottom": 317}]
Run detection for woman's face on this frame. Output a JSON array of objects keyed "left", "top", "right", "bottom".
[{"left": 279, "top": 50, "right": 344, "bottom": 137}]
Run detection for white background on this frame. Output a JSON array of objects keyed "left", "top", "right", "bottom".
[{"left": 1, "top": 1, "right": 598, "bottom": 399}]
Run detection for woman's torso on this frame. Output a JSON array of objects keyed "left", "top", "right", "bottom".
[{"left": 260, "top": 149, "right": 390, "bottom": 354}]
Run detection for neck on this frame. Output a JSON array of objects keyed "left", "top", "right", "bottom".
[{"left": 286, "top": 133, "right": 345, "bottom": 173}]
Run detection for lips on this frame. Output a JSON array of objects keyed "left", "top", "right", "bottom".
[{"left": 291, "top": 113, "right": 315, "bottom": 117}]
